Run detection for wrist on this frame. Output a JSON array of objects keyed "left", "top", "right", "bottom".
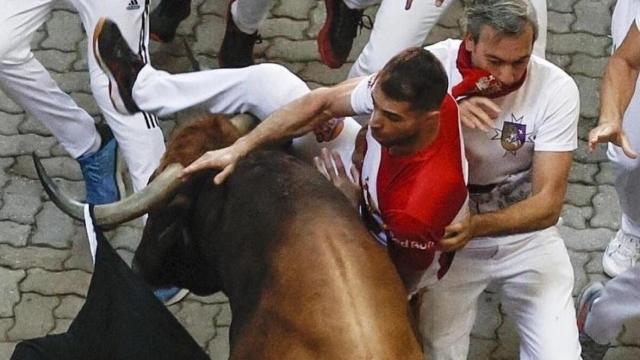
[
  {"left": 597, "top": 116, "right": 622, "bottom": 127},
  {"left": 233, "top": 137, "right": 255, "bottom": 158}
]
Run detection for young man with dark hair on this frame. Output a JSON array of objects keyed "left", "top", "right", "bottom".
[{"left": 170, "top": 46, "right": 469, "bottom": 293}]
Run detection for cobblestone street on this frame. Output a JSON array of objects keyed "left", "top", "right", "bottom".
[{"left": 1, "top": 0, "right": 639, "bottom": 359}]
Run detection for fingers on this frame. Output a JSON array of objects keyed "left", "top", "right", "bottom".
[
  {"left": 314, "top": 156, "right": 331, "bottom": 180},
  {"left": 331, "top": 150, "right": 348, "bottom": 178},
  {"left": 435, "top": 0, "right": 445, "bottom": 6},
  {"left": 350, "top": 165, "right": 360, "bottom": 185},
  {"left": 321, "top": 148, "right": 338, "bottom": 183},
  {"left": 213, "top": 164, "right": 235, "bottom": 185},
  {"left": 439, "top": 220, "right": 471, "bottom": 251},
  {"left": 459, "top": 97, "right": 500, "bottom": 132},
  {"left": 476, "top": 97, "right": 501, "bottom": 116},
  {"left": 620, "top": 133, "right": 639, "bottom": 159},
  {"left": 181, "top": 152, "right": 215, "bottom": 179}
]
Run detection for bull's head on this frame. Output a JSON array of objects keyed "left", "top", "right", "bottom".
[{"left": 36, "top": 113, "right": 257, "bottom": 294}]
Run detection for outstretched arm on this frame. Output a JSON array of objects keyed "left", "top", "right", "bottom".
[
  {"left": 181, "top": 76, "right": 365, "bottom": 184},
  {"left": 443, "top": 151, "right": 572, "bottom": 243},
  {"left": 589, "top": 20, "right": 640, "bottom": 158}
]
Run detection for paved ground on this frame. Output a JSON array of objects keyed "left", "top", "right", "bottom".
[{"left": 1, "top": 0, "right": 639, "bottom": 359}]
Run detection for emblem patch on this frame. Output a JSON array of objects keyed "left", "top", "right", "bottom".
[{"left": 501, "top": 121, "right": 527, "bottom": 152}]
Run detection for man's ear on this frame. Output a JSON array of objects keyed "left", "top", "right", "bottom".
[
  {"left": 425, "top": 110, "right": 440, "bottom": 122},
  {"left": 463, "top": 32, "right": 475, "bottom": 52}
]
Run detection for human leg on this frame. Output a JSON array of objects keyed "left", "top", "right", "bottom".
[
  {"left": 317, "top": 0, "right": 374, "bottom": 68},
  {"left": 133, "top": 63, "right": 309, "bottom": 120},
  {"left": 498, "top": 229, "right": 581, "bottom": 360},
  {"left": 218, "top": 0, "right": 270, "bottom": 68},
  {"left": 583, "top": 264, "right": 640, "bottom": 344},
  {"left": 348, "top": 0, "right": 452, "bottom": 78},
  {"left": 1, "top": 1, "right": 127, "bottom": 204},
  {"left": 417, "top": 248, "right": 492, "bottom": 359},
  {"left": 76, "top": 2, "right": 166, "bottom": 192},
  {"left": 149, "top": 0, "right": 192, "bottom": 43},
  {"left": 0, "top": 0, "right": 98, "bottom": 159}
]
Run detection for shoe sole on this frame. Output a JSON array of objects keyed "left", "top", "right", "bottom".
[
  {"left": 93, "top": 18, "right": 134, "bottom": 116},
  {"left": 164, "top": 288, "right": 190, "bottom": 306},
  {"left": 576, "top": 282, "right": 603, "bottom": 332},
  {"left": 317, "top": 0, "right": 345, "bottom": 69}
]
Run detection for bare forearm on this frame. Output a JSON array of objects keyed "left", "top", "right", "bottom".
[
  {"left": 472, "top": 192, "right": 563, "bottom": 238},
  {"left": 599, "top": 56, "right": 640, "bottom": 125},
  {"left": 235, "top": 89, "right": 335, "bottom": 152}
]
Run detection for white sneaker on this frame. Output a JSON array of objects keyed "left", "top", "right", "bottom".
[{"left": 602, "top": 229, "right": 640, "bottom": 277}]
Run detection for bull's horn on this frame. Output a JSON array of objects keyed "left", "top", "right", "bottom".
[
  {"left": 35, "top": 113, "right": 257, "bottom": 226},
  {"left": 34, "top": 153, "right": 184, "bottom": 226},
  {"left": 229, "top": 113, "right": 259, "bottom": 134}
]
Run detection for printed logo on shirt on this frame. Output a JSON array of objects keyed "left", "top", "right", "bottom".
[
  {"left": 127, "top": 0, "right": 140, "bottom": 10},
  {"left": 491, "top": 114, "right": 535, "bottom": 155}
]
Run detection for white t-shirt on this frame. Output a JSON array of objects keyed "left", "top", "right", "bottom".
[
  {"left": 612, "top": 0, "right": 640, "bottom": 50},
  {"left": 426, "top": 39, "right": 580, "bottom": 245}
]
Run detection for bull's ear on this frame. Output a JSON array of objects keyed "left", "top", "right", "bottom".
[
  {"left": 136, "top": 219, "right": 186, "bottom": 284},
  {"left": 133, "top": 193, "right": 193, "bottom": 286}
]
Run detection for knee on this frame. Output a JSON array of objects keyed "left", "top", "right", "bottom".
[
  {"left": 252, "top": 63, "right": 306, "bottom": 91},
  {"left": 250, "top": 63, "right": 309, "bottom": 112}
]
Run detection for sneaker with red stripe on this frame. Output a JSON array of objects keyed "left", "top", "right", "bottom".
[{"left": 317, "top": 0, "right": 368, "bottom": 69}]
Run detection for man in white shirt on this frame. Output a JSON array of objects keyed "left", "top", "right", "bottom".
[{"left": 413, "top": 0, "right": 581, "bottom": 358}]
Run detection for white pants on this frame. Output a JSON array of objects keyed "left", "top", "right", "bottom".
[
  {"left": 417, "top": 227, "right": 581, "bottom": 360},
  {"left": 346, "top": 0, "right": 547, "bottom": 78},
  {"left": 230, "top": 0, "right": 271, "bottom": 34},
  {"left": 607, "top": 0, "right": 640, "bottom": 238},
  {"left": 585, "top": 264, "right": 640, "bottom": 344},
  {"left": 132, "top": 63, "right": 360, "bottom": 166},
  {"left": 0, "top": 0, "right": 165, "bottom": 192},
  {"left": 228, "top": 0, "right": 547, "bottom": 78}
]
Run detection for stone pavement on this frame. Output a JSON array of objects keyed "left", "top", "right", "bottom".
[{"left": 0, "top": 0, "right": 639, "bottom": 359}]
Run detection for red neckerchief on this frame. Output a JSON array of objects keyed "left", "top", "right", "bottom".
[{"left": 451, "top": 42, "right": 526, "bottom": 100}]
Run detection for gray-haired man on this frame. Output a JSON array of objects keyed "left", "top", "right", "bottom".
[{"left": 415, "top": 1, "right": 582, "bottom": 358}]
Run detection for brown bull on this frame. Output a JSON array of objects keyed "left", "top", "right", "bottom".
[{"left": 38, "top": 114, "right": 424, "bottom": 359}]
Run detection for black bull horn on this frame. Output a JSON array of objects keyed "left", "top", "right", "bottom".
[{"left": 34, "top": 113, "right": 257, "bottom": 227}]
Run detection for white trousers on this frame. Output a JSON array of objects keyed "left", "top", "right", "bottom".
[
  {"left": 228, "top": 0, "right": 547, "bottom": 78},
  {"left": 231, "top": 0, "right": 271, "bottom": 34},
  {"left": 585, "top": 264, "right": 640, "bottom": 344},
  {"left": 607, "top": 0, "right": 640, "bottom": 238},
  {"left": 133, "top": 63, "right": 360, "bottom": 166},
  {"left": 345, "top": 0, "right": 547, "bottom": 78},
  {"left": 0, "top": 0, "right": 165, "bottom": 192},
  {"left": 417, "top": 227, "right": 581, "bottom": 360}
]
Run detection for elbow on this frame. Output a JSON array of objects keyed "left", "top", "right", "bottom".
[{"left": 539, "top": 206, "right": 563, "bottom": 229}]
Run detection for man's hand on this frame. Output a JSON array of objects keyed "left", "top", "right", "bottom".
[
  {"left": 458, "top": 97, "right": 501, "bottom": 132},
  {"left": 180, "top": 142, "right": 250, "bottom": 185},
  {"left": 313, "top": 117, "right": 344, "bottom": 142},
  {"left": 314, "top": 148, "right": 361, "bottom": 208},
  {"left": 588, "top": 121, "right": 638, "bottom": 159},
  {"left": 439, "top": 213, "right": 474, "bottom": 252}
]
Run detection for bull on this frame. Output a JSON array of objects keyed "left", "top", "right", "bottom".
[{"left": 36, "top": 114, "right": 423, "bottom": 359}]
